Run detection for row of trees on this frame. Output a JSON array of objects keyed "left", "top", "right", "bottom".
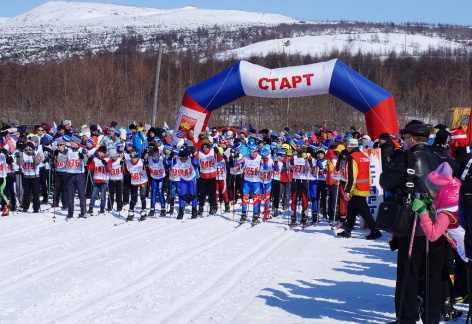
[{"left": 0, "top": 45, "right": 471, "bottom": 133}]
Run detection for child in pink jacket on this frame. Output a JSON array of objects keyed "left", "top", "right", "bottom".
[{"left": 413, "top": 162, "right": 467, "bottom": 262}]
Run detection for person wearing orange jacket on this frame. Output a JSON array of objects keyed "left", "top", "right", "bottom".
[{"left": 337, "top": 138, "right": 382, "bottom": 240}]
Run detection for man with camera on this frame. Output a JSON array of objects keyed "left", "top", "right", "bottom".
[{"left": 380, "top": 122, "right": 445, "bottom": 324}]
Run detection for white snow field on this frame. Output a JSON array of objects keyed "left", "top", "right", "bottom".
[{"left": 0, "top": 202, "right": 468, "bottom": 323}]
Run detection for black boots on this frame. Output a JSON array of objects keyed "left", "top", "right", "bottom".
[
  {"left": 365, "top": 229, "right": 382, "bottom": 240},
  {"left": 224, "top": 203, "right": 230, "bottom": 213},
  {"left": 191, "top": 207, "right": 198, "bottom": 219},
  {"left": 126, "top": 211, "right": 134, "bottom": 222},
  {"left": 177, "top": 208, "right": 184, "bottom": 219},
  {"left": 239, "top": 211, "right": 247, "bottom": 224}
]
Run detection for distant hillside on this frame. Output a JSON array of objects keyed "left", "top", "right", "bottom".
[{"left": 0, "top": 1, "right": 471, "bottom": 63}]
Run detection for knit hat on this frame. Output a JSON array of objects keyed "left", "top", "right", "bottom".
[
  {"left": 97, "top": 145, "right": 107, "bottom": 154},
  {"left": 62, "top": 135, "right": 71, "bottom": 142},
  {"left": 30, "top": 135, "right": 39, "bottom": 143},
  {"left": 125, "top": 140, "right": 133, "bottom": 147},
  {"left": 233, "top": 142, "right": 242, "bottom": 151},
  {"left": 432, "top": 128, "right": 449, "bottom": 146},
  {"left": 129, "top": 124, "right": 137, "bottom": 130},
  {"left": 70, "top": 135, "right": 81, "bottom": 144},
  {"left": 44, "top": 125, "right": 52, "bottom": 133},
  {"left": 449, "top": 126, "right": 468, "bottom": 153},
  {"left": 90, "top": 124, "right": 98, "bottom": 131},
  {"left": 425, "top": 162, "right": 453, "bottom": 193},
  {"left": 11, "top": 119, "right": 20, "bottom": 127},
  {"left": 62, "top": 120, "right": 72, "bottom": 126},
  {"left": 276, "top": 149, "right": 286, "bottom": 157},
  {"left": 87, "top": 138, "right": 95, "bottom": 145},
  {"left": 379, "top": 132, "right": 390, "bottom": 141},
  {"left": 109, "top": 149, "right": 118, "bottom": 157},
  {"left": 178, "top": 149, "right": 189, "bottom": 158},
  {"left": 25, "top": 141, "right": 35, "bottom": 150},
  {"left": 163, "top": 144, "right": 172, "bottom": 151},
  {"left": 347, "top": 138, "right": 359, "bottom": 147},
  {"left": 334, "top": 135, "right": 344, "bottom": 143}
]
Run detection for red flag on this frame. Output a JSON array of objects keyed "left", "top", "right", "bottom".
[{"left": 468, "top": 105, "right": 472, "bottom": 144}]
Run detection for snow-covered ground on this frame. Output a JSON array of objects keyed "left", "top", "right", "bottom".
[
  {"left": 219, "top": 33, "right": 468, "bottom": 60},
  {"left": 0, "top": 200, "right": 467, "bottom": 323}
]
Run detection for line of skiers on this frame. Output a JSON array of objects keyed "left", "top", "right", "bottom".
[{"left": 0, "top": 120, "right": 382, "bottom": 237}]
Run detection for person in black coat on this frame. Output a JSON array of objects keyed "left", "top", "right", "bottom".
[
  {"left": 380, "top": 122, "right": 445, "bottom": 324},
  {"left": 378, "top": 132, "right": 396, "bottom": 171}
]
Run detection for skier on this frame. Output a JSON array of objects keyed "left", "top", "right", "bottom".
[
  {"left": 124, "top": 149, "right": 148, "bottom": 221},
  {"left": 173, "top": 149, "right": 198, "bottom": 219},
  {"left": 52, "top": 138, "right": 69, "bottom": 210},
  {"left": 289, "top": 142, "right": 312, "bottom": 226},
  {"left": 65, "top": 135, "right": 88, "bottom": 219},
  {"left": 238, "top": 144, "right": 262, "bottom": 225},
  {"left": 107, "top": 149, "right": 124, "bottom": 212},
  {"left": 87, "top": 145, "right": 111, "bottom": 215},
  {"left": 195, "top": 141, "right": 222, "bottom": 216},
  {"left": 259, "top": 146, "right": 279, "bottom": 221},
  {"left": 146, "top": 147, "right": 167, "bottom": 217},
  {"left": 215, "top": 146, "right": 230, "bottom": 213}
]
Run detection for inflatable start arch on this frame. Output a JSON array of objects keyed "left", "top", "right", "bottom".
[{"left": 173, "top": 59, "right": 398, "bottom": 140}]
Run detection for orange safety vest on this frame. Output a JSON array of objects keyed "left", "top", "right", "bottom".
[{"left": 350, "top": 151, "right": 371, "bottom": 191}]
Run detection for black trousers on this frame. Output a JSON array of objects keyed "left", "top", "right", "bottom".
[
  {"left": 54, "top": 172, "right": 68, "bottom": 208},
  {"left": 108, "top": 179, "right": 123, "bottom": 211},
  {"left": 130, "top": 184, "right": 146, "bottom": 211},
  {"left": 290, "top": 179, "right": 308, "bottom": 213},
  {"left": 67, "top": 173, "right": 86, "bottom": 216},
  {"left": 345, "top": 195, "right": 376, "bottom": 230},
  {"left": 395, "top": 235, "right": 445, "bottom": 324},
  {"left": 317, "top": 180, "right": 328, "bottom": 217},
  {"left": 271, "top": 179, "right": 281, "bottom": 209},
  {"left": 198, "top": 177, "right": 216, "bottom": 209},
  {"left": 123, "top": 173, "right": 131, "bottom": 205},
  {"left": 6, "top": 173, "right": 16, "bottom": 210},
  {"left": 22, "top": 176, "right": 40, "bottom": 212}
]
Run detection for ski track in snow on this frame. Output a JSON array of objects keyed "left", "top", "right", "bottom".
[{"left": 0, "top": 203, "right": 467, "bottom": 323}]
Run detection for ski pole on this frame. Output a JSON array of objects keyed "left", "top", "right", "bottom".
[{"left": 425, "top": 237, "right": 429, "bottom": 324}]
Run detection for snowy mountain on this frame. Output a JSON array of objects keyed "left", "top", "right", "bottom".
[{"left": 0, "top": 1, "right": 470, "bottom": 63}]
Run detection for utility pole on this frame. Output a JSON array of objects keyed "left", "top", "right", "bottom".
[{"left": 152, "top": 40, "right": 163, "bottom": 127}]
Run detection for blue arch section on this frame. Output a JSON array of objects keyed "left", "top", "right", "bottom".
[
  {"left": 186, "top": 62, "right": 245, "bottom": 112},
  {"left": 329, "top": 60, "right": 392, "bottom": 114}
]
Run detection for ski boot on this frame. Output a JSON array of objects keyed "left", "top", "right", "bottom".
[
  {"left": 365, "top": 229, "right": 382, "bottom": 240},
  {"left": 160, "top": 209, "right": 166, "bottom": 217},
  {"left": 78, "top": 213, "right": 87, "bottom": 219},
  {"left": 300, "top": 213, "right": 308, "bottom": 227},
  {"left": 139, "top": 210, "right": 147, "bottom": 221},
  {"left": 289, "top": 213, "right": 297, "bottom": 227},
  {"left": 99, "top": 206, "right": 105, "bottom": 214},
  {"left": 148, "top": 209, "right": 155, "bottom": 217},
  {"left": 251, "top": 213, "right": 260, "bottom": 226},
  {"left": 263, "top": 210, "right": 270, "bottom": 222},
  {"left": 197, "top": 206, "right": 204, "bottom": 217},
  {"left": 126, "top": 211, "right": 134, "bottom": 222},
  {"left": 168, "top": 205, "right": 174, "bottom": 215},
  {"left": 191, "top": 207, "right": 198, "bottom": 219},
  {"left": 272, "top": 209, "right": 278, "bottom": 217},
  {"left": 312, "top": 211, "right": 318, "bottom": 225},
  {"left": 177, "top": 208, "right": 184, "bottom": 219},
  {"left": 2, "top": 205, "right": 9, "bottom": 216},
  {"left": 209, "top": 207, "right": 217, "bottom": 215},
  {"left": 442, "top": 298, "right": 463, "bottom": 322},
  {"left": 224, "top": 203, "right": 230, "bottom": 213},
  {"left": 337, "top": 229, "right": 351, "bottom": 238},
  {"left": 66, "top": 214, "right": 73, "bottom": 219},
  {"left": 87, "top": 206, "right": 94, "bottom": 216},
  {"left": 239, "top": 211, "right": 247, "bottom": 224}
]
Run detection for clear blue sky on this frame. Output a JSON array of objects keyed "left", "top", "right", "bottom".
[{"left": 1, "top": 0, "right": 471, "bottom": 26}]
